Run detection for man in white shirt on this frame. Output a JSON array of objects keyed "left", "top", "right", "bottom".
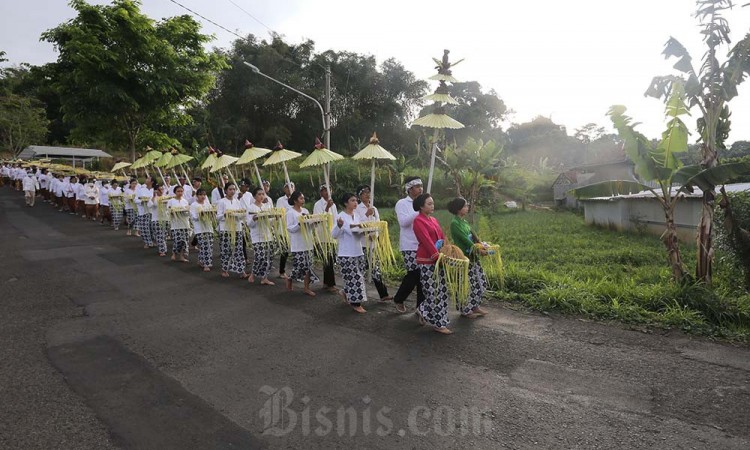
[
  {"left": 275, "top": 181, "right": 295, "bottom": 278},
  {"left": 187, "top": 177, "right": 201, "bottom": 204},
  {"left": 211, "top": 175, "right": 229, "bottom": 204},
  {"left": 22, "top": 171, "right": 40, "bottom": 206},
  {"left": 261, "top": 180, "right": 273, "bottom": 205},
  {"left": 99, "top": 180, "right": 112, "bottom": 225},
  {"left": 37, "top": 169, "right": 49, "bottom": 202},
  {"left": 313, "top": 184, "right": 338, "bottom": 291},
  {"left": 393, "top": 176, "right": 425, "bottom": 313}
]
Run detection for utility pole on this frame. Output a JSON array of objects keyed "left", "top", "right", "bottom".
[{"left": 324, "top": 65, "right": 331, "bottom": 150}]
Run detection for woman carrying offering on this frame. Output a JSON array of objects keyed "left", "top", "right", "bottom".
[
  {"left": 448, "top": 197, "right": 489, "bottom": 318},
  {"left": 354, "top": 185, "right": 392, "bottom": 301},
  {"left": 413, "top": 193, "right": 452, "bottom": 335},
  {"left": 168, "top": 185, "right": 191, "bottom": 262},
  {"left": 148, "top": 183, "right": 170, "bottom": 257},
  {"left": 285, "top": 191, "right": 319, "bottom": 296},
  {"left": 246, "top": 187, "right": 275, "bottom": 286},
  {"left": 216, "top": 182, "right": 248, "bottom": 278},
  {"left": 190, "top": 188, "right": 214, "bottom": 272},
  {"left": 333, "top": 193, "right": 368, "bottom": 313}
]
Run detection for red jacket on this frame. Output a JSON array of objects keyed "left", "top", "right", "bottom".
[{"left": 413, "top": 213, "right": 445, "bottom": 265}]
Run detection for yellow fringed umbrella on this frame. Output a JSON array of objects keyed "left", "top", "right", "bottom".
[
  {"left": 299, "top": 137, "right": 343, "bottom": 194},
  {"left": 236, "top": 140, "right": 271, "bottom": 188},
  {"left": 263, "top": 141, "right": 302, "bottom": 187},
  {"left": 352, "top": 132, "right": 396, "bottom": 205},
  {"left": 210, "top": 153, "right": 239, "bottom": 186},
  {"left": 165, "top": 152, "right": 194, "bottom": 181},
  {"left": 413, "top": 49, "right": 465, "bottom": 193},
  {"left": 110, "top": 162, "right": 131, "bottom": 173}
]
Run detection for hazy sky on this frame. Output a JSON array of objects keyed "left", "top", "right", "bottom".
[{"left": 2, "top": 0, "right": 750, "bottom": 143}]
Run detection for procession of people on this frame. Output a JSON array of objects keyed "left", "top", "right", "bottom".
[{"left": 1, "top": 161, "right": 494, "bottom": 335}]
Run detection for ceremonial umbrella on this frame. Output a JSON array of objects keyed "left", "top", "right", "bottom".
[
  {"left": 164, "top": 153, "right": 194, "bottom": 181},
  {"left": 262, "top": 141, "right": 302, "bottom": 187},
  {"left": 299, "top": 138, "right": 343, "bottom": 195},
  {"left": 151, "top": 150, "right": 173, "bottom": 184},
  {"left": 210, "top": 154, "right": 239, "bottom": 186},
  {"left": 351, "top": 132, "right": 395, "bottom": 205},
  {"left": 412, "top": 49, "right": 465, "bottom": 193},
  {"left": 236, "top": 139, "right": 271, "bottom": 188},
  {"left": 110, "top": 162, "right": 132, "bottom": 174}
]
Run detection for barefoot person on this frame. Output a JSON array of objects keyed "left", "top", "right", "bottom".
[
  {"left": 333, "top": 193, "right": 367, "bottom": 313},
  {"left": 136, "top": 177, "right": 154, "bottom": 247},
  {"left": 448, "top": 197, "right": 489, "bottom": 318},
  {"left": 313, "top": 184, "right": 338, "bottom": 293},
  {"left": 190, "top": 188, "right": 214, "bottom": 272},
  {"left": 275, "top": 181, "right": 295, "bottom": 279},
  {"left": 168, "top": 185, "right": 191, "bottom": 262},
  {"left": 246, "top": 187, "right": 275, "bottom": 286},
  {"left": 413, "top": 193, "right": 452, "bottom": 335},
  {"left": 124, "top": 179, "right": 138, "bottom": 236},
  {"left": 285, "top": 190, "right": 318, "bottom": 296},
  {"left": 393, "top": 177, "right": 424, "bottom": 313},
  {"left": 148, "top": 183, "right": 170, "bottom": 257},
  {"left": 216, "top": 182, "right": 248, "bottom": 278},
  {"left": 355, "top": 185, "right": 392, "bottom": 301}
]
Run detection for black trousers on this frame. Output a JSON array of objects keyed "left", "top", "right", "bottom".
[
  {"left": 323, "top": 255, "right": 336, "bottom": 287},
  {"left": 373, "top": 277, "right": 389, "bottom": 299},
  {"left": 393, "top": 269, "right": 424, "bottom": 306},
  {"left": 279, "top": 252, "right": 288, "bottom": 274}
]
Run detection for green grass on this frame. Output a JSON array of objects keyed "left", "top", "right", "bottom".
[{"left": 380, "top": 209, "right": 750, "bottom": 340}]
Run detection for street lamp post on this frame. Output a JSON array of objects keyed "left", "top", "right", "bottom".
[{"left": 242, "top": 61, "right": 332, "bottom": 187}]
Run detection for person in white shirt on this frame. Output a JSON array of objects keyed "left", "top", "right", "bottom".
[
  {"left": 64, "top": 176, "right": 77, "bottom": 214},
  {"left": 83, "top": 180, "right": 100, "bottom": 221},
  {"left": 354, "top": 185, "right": 392, "bottom": 301},
  {"left": 22, "top": 172, "right": 40, "bottom": 207},
  {"left": 393, "top": 176, "right": 425, "bottom": 313},
  {"left": 313, "top": 184, "right": 338, "bottom": 291},
  {"left": 246, "top": 187, "right": 275, "bottom": 286},
  {"left": 48, "top": 173, "right": 58, "bottom": 207},
  {"left": 148, "top": 182, "right": 170, "bottom": 257},
  {"left": 261, "top": 180, "right": 273, "bottom": 205},
  {"left": 109, "top": 181, "right": 124, "bottom": 230},
  {"left": 333, "top": 192, "right": 367, "bottom": 313},
  {"left": 98, "top": 181, "right": 112, "bottom": 225},
  {"left": 136, "top": 177, "right": 155, "bottom": 248},
  {"left": 75, "top": 178, "right": 88, "bottom": 218},
  {"left": 211, "top": 175, "right": 229, "bottom": 204},
  {"left": 124, "top": 179, "right": 139, "bottom": 236},
  {"left": 275, "top": 181, "right": 295, "bottom": 279},
  {"left": 38, "top": 169, "right": 49, "bottom": 202},
  {"left": 285, "top": 190, "right": 319, "bottom": 296},
  {"left": 190, "top": 188, "right": 214, "bottom": 272},
  {"left": 167, "top": 185, "right": 191, "bottom": 262},
  {"left": 216, "top": 182, "right": 248, "bottom": 278}
]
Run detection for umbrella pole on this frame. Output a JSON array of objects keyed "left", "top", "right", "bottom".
[
  {"left": 155, "top": 167, "right": 166, "bottom": 185},
  {"left": 227, "top": 171, "right": 238, "bottom": 187},
  {"left": 181, "top": 166, "right": 189, "bottom": 182},
  {"left": 253, "top": 162, "right": 263, "bottom": 188},
  {"left": 282, "top": 163, "right": 291, "bottom": 187},
  {"left": 370, "top": 160, "right": 376, "bottom": 205},
  {"left": 171, "top": 169, "right": 179, "bottom": 181},
  {"left": 323, "top": 165, "right": 331, "bottom": 199},
  {"left": 426, "top": 129, "right": 440, "bottom": 194}
]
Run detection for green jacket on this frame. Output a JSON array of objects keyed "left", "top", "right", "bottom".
[{"left": 450, "top": 215, "right": 477, "bottom": 259}]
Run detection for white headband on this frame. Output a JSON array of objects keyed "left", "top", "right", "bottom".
[{"left": 404, "top": 178, "right": 423, "bottom": 192}]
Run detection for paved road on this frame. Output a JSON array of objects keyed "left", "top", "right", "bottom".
[{"left": 1, "top": 187, "right": 749, "bottom": 449}]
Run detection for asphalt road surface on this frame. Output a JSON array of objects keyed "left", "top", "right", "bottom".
[{"left": 1, "top": 187, "right": 749, "bottom": 449}]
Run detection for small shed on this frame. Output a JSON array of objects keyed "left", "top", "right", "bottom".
[
  {"left": 18, "top": 145, "right": 112, "bottom": 168},
  {"left": 553, "top": 157, "right": 635, "bottom": 208},
  {"left": 579, "top": 183, "right": 750, "bottom": 241}
]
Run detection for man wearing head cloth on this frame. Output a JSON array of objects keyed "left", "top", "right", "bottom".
[
  {"left": 392, "top": 176, "right": 425, "bottom": 312},
  {"left": 261, "top": 180, "right": 273, "bottom": 205},
  {"left": 313, "top": 184, "right": 338, "bottom": 291}
]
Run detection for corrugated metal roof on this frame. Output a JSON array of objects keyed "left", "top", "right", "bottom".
[
  {"left": 18, "top": 145, "right": 112, "bottom": 159},
  {"left": 580, "top": 183, "right": 750, "bottom": 201}
]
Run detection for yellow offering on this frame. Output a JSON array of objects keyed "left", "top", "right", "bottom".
[
  {"left": 357, "top": 221, "right": 396, "bottom": 274},
  {"left": 474, "top": 242, "right": 504, "bottom": 288},
  {"left": 300, "top": 213, "right": 336, "bottom": 265},
  {"left": 436, "top": 244, "right": 470, "bottom": 309}
]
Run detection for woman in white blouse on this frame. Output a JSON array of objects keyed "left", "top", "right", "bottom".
[
  {"left": 246, "top": 187, "right": 275, "bottom": 286},
  {"left": 124, "top": 179, "right": 139, "bottom": 236},
  {"left": 285, "top": 190, "right": 319, "bottom": 296},
  {"left": 190, "top": 188, "right": 214, "bottom": 272},
  {"left": 354, "top": 185, "right": 392, "bottom": 301},
  {"left": 167, "top": 185, "right": 191, "bottom": 262},
  {"left": 216, "top": 182, "right": 248, "bottom": 278},
  {"left": 83, "top": 180, "right": 99, "bottom": 221},
  {"left": 108, "top": 181, "right": 124, "bottom": 231},
  {"left": 148, "top": 183, "right": 170, "bottom": 257},
  {"left": 333, "top": 193, "right": 367, "bottom": 313}
]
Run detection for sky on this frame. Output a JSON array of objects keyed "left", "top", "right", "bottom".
[{"left": 2, "top": 0, "right": 750, "bottom": 143}]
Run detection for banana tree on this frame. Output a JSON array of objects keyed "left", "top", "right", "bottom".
[
  {"left": 644, "top": 0, "right": 750, "bottom": 283},
  {"left": 573, "top": 83, "right": 750, "bottom": 282}
]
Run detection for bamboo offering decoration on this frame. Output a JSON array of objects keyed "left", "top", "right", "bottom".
[
  {"left": 170, "top": 206, "right": 191, "bottom": 230},
  {"left": 124, "top": 193, "right": 136, "bottom": 210},
  {"left": 109, "top": 193, "right": 124, "bottom": 212},
  {"left": 299, "top": 213, "right": 336, "bottom": 265},
  {"left": 357, "top": 221, "right": 397, "bottom": 273},
  {"left": 198, "top": 205, "right": 218, "bottom": 232},
  {"left": 474, "top": 242, "right": 504, "bottom": 288},
  {"left": 157, "top": 196, "right": 173, "bottom": 221},
  {"left": 435, "top": 244, "right": 470, "bottom": 309},
  {"left": 253, "top": 208, "right": 289, "bottom": 253},
  {"left": 225, "top": 209, "right": 247, "bottom": 248}
]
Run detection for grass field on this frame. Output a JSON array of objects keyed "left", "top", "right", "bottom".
[{"left": 380, "top": 209, "right": 750, "bottom": 340}]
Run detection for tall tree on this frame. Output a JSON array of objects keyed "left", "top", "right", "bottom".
[
  {"left": 645, "top": 0, "right": 750, "bottom": 284},
  {"left": 42, "top": 0, "right": 226, "bottom": 160},
  {"left": 0, "top": 94, "right": 49, "bottom": 156}
]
